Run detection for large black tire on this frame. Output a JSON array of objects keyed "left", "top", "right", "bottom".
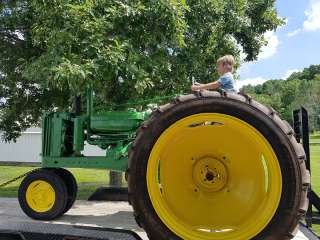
[
  {"left": 18, "top": 168, "right": 68, "bottom": 220},
  {"left": 53, "top": 168, "right": 78, "bottom": 215},
  {"left": 127, "top": 91, "right": 310, "bottom": 240}
]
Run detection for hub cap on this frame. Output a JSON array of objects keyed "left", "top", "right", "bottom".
[
  {"left": 26, "top": 180, "right": 55, "bottom": 213},
  {"left": 193, "top": 156, "right": 228, "bottom": 193}
]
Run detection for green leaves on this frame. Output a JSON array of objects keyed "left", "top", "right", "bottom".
[
  {"left": 23, "top": 0, "right": 283, "bottom": 95},
  {"left": 0, "top": 0, "right": 283, "bottom": 141}
]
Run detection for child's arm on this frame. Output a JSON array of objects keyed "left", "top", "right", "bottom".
[{"left": 191, "top": 81, "right": 220, "bottom": 91}]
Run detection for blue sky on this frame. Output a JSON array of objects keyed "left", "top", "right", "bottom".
[{"left": 237, "top": 0, "right": 320, "bottom": 88}]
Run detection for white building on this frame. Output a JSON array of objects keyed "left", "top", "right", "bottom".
[
  {"left": 0, "top": 128, "right": 104, "bottom": 163},
  {"left": 0, "top": 127, "right": 41, "bottom": 163}
]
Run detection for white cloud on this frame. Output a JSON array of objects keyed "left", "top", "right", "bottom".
[
  {"left": 282, "top": 69, "right": 301, "bottom": 79},
  {"left": 236, "top": 76, "right": 268, "bottom": 90},
  {"left": 303, "top": 0, "right": 320, "bottom": 31},
  {"left": 287, "top": 29, "right": 301, "bottom": 37},
  {"left": 258, "top": 31, "right": 279, "bottom": 60}
]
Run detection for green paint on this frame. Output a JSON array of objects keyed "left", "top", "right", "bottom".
[
  {"left": 42, "top": 156, "right": 128, "bottom": 171},
  {"left": 42, "top": 88, "right": 150, "bottom": 171}
]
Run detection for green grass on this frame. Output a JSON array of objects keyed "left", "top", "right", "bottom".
[
  {"left": 310, "top": 131, "right": 320, "bottom": 138},
  {"left": 0, "top": 167, "right": 126, "bottom": 200},
  {"left": 310, "top": 131, "right": 320, "bottom": 195},
  {"left": 310, "top": 133, "right": 320, "bottom": 234}
]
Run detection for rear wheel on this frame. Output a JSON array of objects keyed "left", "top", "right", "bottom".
[
  {"left": 18, "top": 168, "right": 68, "bottom": 220},
  {"left": 128, "top": 92, "right": 310, "bottom": 240}
]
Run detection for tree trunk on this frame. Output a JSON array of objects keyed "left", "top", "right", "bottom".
[{"left": 109, "top": 171, "right": 122, "bottom": 187}]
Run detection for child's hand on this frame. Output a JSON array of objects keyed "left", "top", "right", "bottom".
[{"left": 191, "top": 82, "right": 202, "bottom": 92}]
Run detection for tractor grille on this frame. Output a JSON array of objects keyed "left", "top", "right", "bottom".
[{"left": 42, "top": 113, "right": 52, "bottom": 157}]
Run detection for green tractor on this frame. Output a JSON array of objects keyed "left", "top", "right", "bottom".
[{"left": 18, "top": 89, "right": 310, "bottom": 240}]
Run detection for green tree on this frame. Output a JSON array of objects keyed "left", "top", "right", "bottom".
[
  {"left": 291, "top": 79, "right": 320, "bottom": 132},
  {"left": 287, "top": 65, "right": 320, "bottom": 82},
  {"left": 0, "top": 1, "right": 71, "bottom": 141},
  {"left": 0, "top": 0, "right": 283, "bottom": 141},
  {"left": 240, "top": 65, "right": 320, "bottom": 131}
]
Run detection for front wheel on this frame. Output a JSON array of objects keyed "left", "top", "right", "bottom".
[
  {"left": 18, "top": 168, "right": 68, "bottom": 220},
  {"left": 128, "top": 92, "right": 310, "bottom": 240}
]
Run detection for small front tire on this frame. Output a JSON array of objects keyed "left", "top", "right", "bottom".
[{"left": 18, "top": 168, "right": 68, "bottom": 220}]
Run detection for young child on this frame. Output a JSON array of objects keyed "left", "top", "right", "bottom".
[{"left": 191, "top": 55, "right": 236, "bottom": 92}]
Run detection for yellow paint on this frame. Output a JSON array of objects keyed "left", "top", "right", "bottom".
[
  {"left": 147, "top": 113, "right": 282, "bottom": 240},
  {"left": 26, "top": 180, "right": 55, "bottom": 213}
]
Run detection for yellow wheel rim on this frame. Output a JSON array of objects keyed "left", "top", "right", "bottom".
[
  {"left": 26, "top": 180, "right": 55, "bottom": 213},
  {"left": 147, "top": 113, "right": 282, "bottom": 240}
]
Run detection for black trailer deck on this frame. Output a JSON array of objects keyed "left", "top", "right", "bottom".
[
  {"left": 299, "top": 223, "right": 319, "bottom": 239},
  {"left": 0, "top": 220, "right": 319, "bottom": 240},
  {"left": 0, "top": 220, "right": 142, "bottom": 240}
]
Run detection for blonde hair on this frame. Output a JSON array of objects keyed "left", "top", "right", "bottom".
[{"left": 217, "top": 55, "right": 235, "bottom": 72}]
